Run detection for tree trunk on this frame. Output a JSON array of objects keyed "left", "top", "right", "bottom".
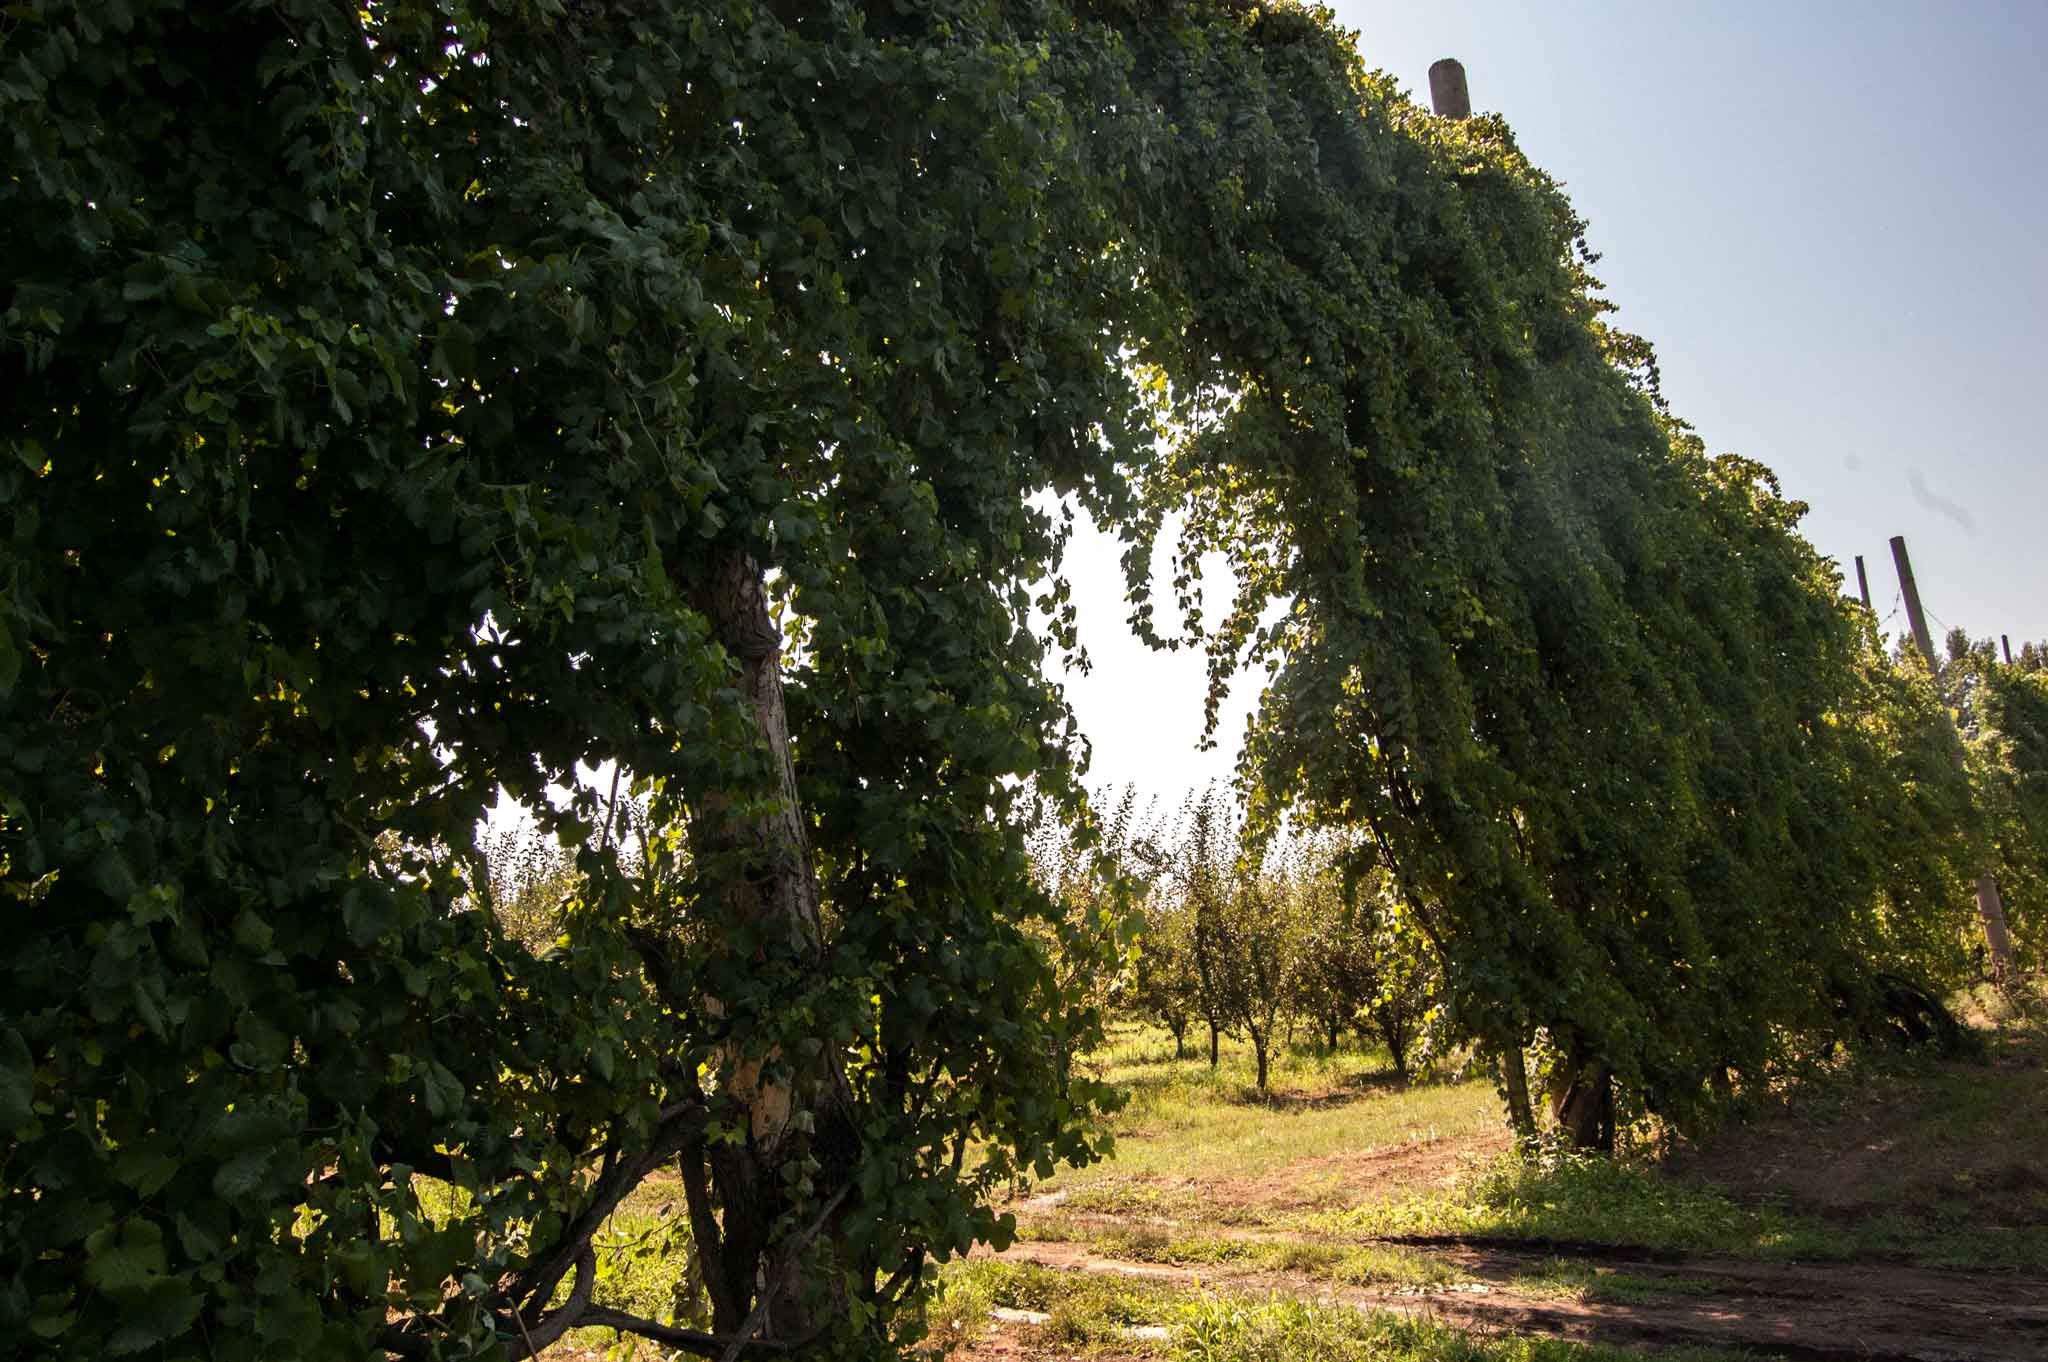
[
  {"left": 1325, "top": 1014, "right": 1341, "bottom": 1055},
  {"left": 1194, "top": 902, "right": 1224, "bottom": 1072},
  {"left": 1170, "top": 1020, "right": 1188, "bottom": 1060},
  {"left": 688, "top": 548, "right": 851, "bottom": 1340},
  {"left": 1975, "top": 874, "right": 2017, "bottom": 983},
  {"left": 1251, "top": 1030, "right": 1269, "bottom": 1093},
  {"left": 1550, "top": 1059, "right": 1615, "bottom": 1153},
  {"left": 1499, "top": 1042, "right": 1536, "bottom": 1141}
]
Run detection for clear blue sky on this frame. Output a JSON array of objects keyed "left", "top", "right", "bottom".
[{"left": 1059, "top": 1, "right": 2048, "bottom": 800}]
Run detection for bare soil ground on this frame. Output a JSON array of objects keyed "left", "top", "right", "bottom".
[
  {"left": 1227, "top": 1124, "right": 1512, "bottom": 1214},
  {"left": 1013, "top": 1123, "right": 1512, "bottom": 1223}
]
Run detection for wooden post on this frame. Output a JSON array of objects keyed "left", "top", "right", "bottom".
[
  {"left": 1854, "top": 555, "right": 1873, "bottom": 612},
  {"left": 1429, "top": 58, "right": 1471, "bottom": 119},
  {"left": 1890, "top": 535, "right": 1938, "bottom": 665},
  {"left": 1890, "top": 534, "right": 2016, "bottom": 980},
  {"left": 2002, "top": 634, "right": 2013, "bottom": 665}
]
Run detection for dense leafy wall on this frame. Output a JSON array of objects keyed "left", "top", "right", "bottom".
[
  {"left": 1094, "top": 3, "right": 1980, "bottom": 1130},
  {"left": 2, "top": 1, "right": 1140, "bottom": 1355},
  {"left": 1956, "top": 636, "right": 2048, "bottom": 970}
]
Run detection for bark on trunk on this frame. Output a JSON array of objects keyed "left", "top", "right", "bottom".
[
  {"left": 1499, "top": 1043, "right": 1536, "bottom": 1140},
  {"left": 1975, "top": 874, "right": 2016, "bottom": 983},
  {"left": 689, "top": 548, "right": 851, "bottom": 1340},
  {"left": 1550, "top": 1060, "right": 1615, "bottom": 1153},
  {"left": 697, "top": 548, "right": 824, "bottom": 979}
]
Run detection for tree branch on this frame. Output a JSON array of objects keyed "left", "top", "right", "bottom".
[
  {"left": 572, "top": 1307, "right": 827, "bottom": 1359},
  {"left": 676, "top": 1132, "right": 734, "bottom": 1326},
  {"left": 714, "top": 1182, "right": 854, "bottom": 1362},
  {"left": 517, "top": 1246, "right": 598, "bottom": 1356},
  {"left": 506, "top": 1101, "right": 707, "bottom": 1323}
]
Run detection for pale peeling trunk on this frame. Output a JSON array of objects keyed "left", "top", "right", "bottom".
[
  {"left": 1975, "top": 875, "right": 2016, "bottom": 982},
  {"left": 691, "top": 548, "right": 849, "bottom": 1340},
  {"left": 698, "top": 548, "right": 819, "bottom": 1140}
]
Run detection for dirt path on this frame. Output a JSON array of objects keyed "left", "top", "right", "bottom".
[{"left": 985, "top": 1231, "right": 2048, "bottom": 1361}]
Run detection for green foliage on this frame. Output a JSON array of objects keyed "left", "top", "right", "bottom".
[
  {"left": 1179, "top": 793, "right": 1298, "bottom": 1092},
  {"left": 1027, "top": 784, "right": 1152, "bottom": 1037},
  {"left": 1290, "top": 863, "right": 1441, "bottom": 1077},
  {"left": 4, "top": 0, "right": 1144, "bottom": 1355},
  {"left": 1117, "top": 788, "right": 1433, "bottom": 1094},
  {"left": 1953, "top": 637, "right": 2048, "bottom": 970},
  {"left": 474, "top": 820, "right": 585, "bottom": 956},
  {"left": 1097, "top": 3, "right": 1981, "bottom": 1136},
  {"left": 1128, "top": 900, "right": 1205, "bottom": 1060},
  {"left": 4, "top": 0, "right": 2005, "bottom": 1355}
]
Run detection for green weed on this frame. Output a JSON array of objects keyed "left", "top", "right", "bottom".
[{"left": 917, "top": 1270, "right": 995, "bottom": 1358}]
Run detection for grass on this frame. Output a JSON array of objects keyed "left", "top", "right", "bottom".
[
  {"left": 1656, "top": 995, "right": 2048, "bottom": 1270},
  {"left": 920, "top": 1268, "right": 1000, "bottom": 1358},
  {"left": 1507, "top": 1257, "right": 1740, "bottom": 1307},
  {"left": 1293, "top": 1148, "right": 1831, "bottom": 1258},
  {"left": 1173, "top": 1294, "right": 1765, "bottom": 1362},
  {"left": 1050, "top": 1009, "right": 2048, "bottom": 1273},
  {"left": 941, "top": 1259, "right": 1768, "bottom": 1362},
  {"left": 1018, "top": 1221, "right": 1466, "bottom": 1289},
  {"left": 937, "top": 1259, "right": 1184, "bottom": 1353},
  {"left": 1023, "top": 1024, "right": 1501, "bottom": 1213},
  {"left": 528, "top": 1003, "right": 2043, "bottom": 1359},
  {"left": 1289, "top": 1131, "right": 2048, "bottom": 1271}
]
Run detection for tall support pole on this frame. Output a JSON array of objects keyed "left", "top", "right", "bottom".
[
  {"left": 2002, "top": 634, "right": 2013, "bottom": 665},
  {"left": 1429, "top": 58, "right": 1471, "bottom": 118},
  {"left": 1890, "top": 534, "right": 2016, "bottom": 979},
  {"left": 1854, "top": 555, "right": 1873, "bottom": 613},
  {"left": 1890, "top": 535, "right": 1938, "bottom": 665}
]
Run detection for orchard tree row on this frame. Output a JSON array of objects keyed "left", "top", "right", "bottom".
[
  {"left": 1032, "top": 787, "right": 1439, "bottom": 1094},
  {"left": 1, "top": 2, "right": 2037, "bottom": 1359}
]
